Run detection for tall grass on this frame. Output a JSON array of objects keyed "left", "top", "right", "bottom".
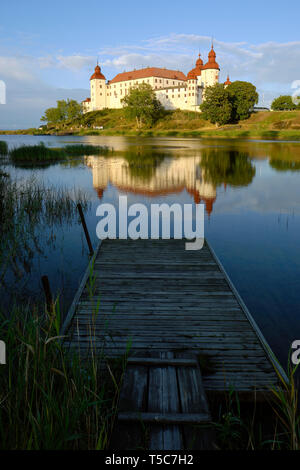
[
  {"left": 0, "top": 301, "right": 124, "bottom": 449},
  {"left": 0, "top": 141, "right": 8, "bottom": 155},
  {"left": 0, "top": 173, "right": 90, "bottom": 286},
  {"left": 270, "top": 360, "right": 300, "bottom": 449}
]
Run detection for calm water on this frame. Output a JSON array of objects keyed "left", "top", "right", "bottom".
[{"left": 1, "top": 134, "right": 300, "bottom": 365}]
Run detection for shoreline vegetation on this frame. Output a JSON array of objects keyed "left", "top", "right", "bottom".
[
  {"left": 1, "top": 109, "right": 300, "bottom": 141},
  {"left": 0, "top": 142, "right": 113, "bottom": 164}
]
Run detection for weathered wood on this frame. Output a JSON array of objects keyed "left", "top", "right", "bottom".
[
  {"left": 118, "top": 412, "right": 211, "bottom": 424},
  {"left": 64, "top": 238, "right": 281, "bottom": 394},
  {"left": 127, "top": 357, "right": 198, "bottom": 367}
]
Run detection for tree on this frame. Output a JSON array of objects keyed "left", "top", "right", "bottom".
[
  {"left": 121, "top": 83, "right": 164, "bottom": 128},
  {"left": 66, "top": 99, "right": 82, "bottom": 120},
  {"left": 41, "top": 99, "right": 82, "bottom": 124},
  {"left": 200, "top": 84, "right": 232, "bottom": 126},
  {"left": 227, "top": 81, "right": 259, "bottom": 121},
  {"left": 271, "top": 95, "right": 297, "bottom": 111}
]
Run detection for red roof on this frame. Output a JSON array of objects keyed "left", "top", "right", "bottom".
[
  {"left": 224, "top": 75, "right": 232, "bottom": 86},
  {"left": 109, "top": 67, "right": 187, "bottom": 84},
  {"left": 83, "top": 97, "right": 91, "bottom": 102},
  {"left": 90, "top": 65, "right": 106, "bottom": 80},
  {"left": 187, "top": 54, "right": 203, "bottom": 80},
  {"left": 187, "top": 69, "right": 197, "bottom": 80},
  {"left": 203, "top": 45, "right": 220, "bottom": 70}
]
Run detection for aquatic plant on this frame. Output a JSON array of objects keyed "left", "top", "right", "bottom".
[
  {"left": 0, "top": 173, "right": 90, "bottom": 288},
  {"left": 9, "top": 143, "right": 112, "bottom": 163},
  {"left": 0, "top": 141, "right": 8, "bottom": 155}
]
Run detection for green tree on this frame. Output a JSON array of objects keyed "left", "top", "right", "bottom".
[
  {"left": 41, "top": 99, "right": 82, "bottom": 124},
  {"left": 66, "top": 99, "right": 82, "bottom": 120},
  {"left": 200, "top": 84, "right": 232, "bottom": 126},
  {"left": 227, "top": 81, "right": 259, "bottom": 121},
  {"left": 271, "top": 95, "right": 297, "bottom": 111},
  {"left": 41, "top": 106, "right": 63, "bottom": 124},
  {"left": 121, "top": 83, "right": 164, "bottom": 128}
]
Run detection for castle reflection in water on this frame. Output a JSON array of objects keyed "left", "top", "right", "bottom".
[{"left": 85, "top": 154, "right": 224, "bottom": 216}]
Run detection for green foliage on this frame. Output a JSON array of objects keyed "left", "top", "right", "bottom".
[
  {"left": 227, "top": 81, "right": 259, "bottom": 121},
  {"left": 41, "top": 99, "right": 82, "bottom": 124},
  {"left": 0, "top": 141, "right": 8, "bottom": 155},
  {"left": 200, "top": 84, "right": 233, "bottom": 126},
  {"left": 200, "top": 81, "right": 259, "bottom": 125},
  {"left": 271, "top": 95, "right": 297, "bottom": 111},
  {"left": 121, "top": 83, "right": 164, "bottom": 127}
]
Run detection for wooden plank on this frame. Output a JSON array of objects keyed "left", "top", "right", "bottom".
[
  {"left": 148, "top": 352, "right": 183, "bottom": 450},
  {"left": 65, "top": 238, "right": 281, "bottom": 394},
  {"left": 118, "top": 412, "right": 211, "bottom": 424},
  {"left": 206, "top": 239, "right": 288, "bottom": 385},
  {"left": 60, "top": 241, "right": 102, "bottom": 336},
  {"left": 127, "top": 357, "right": 198, "bottom": 367}
]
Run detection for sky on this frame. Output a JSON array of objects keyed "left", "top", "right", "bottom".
[{"left": 0, "top": 0, "right": 300, "bottom": 129}]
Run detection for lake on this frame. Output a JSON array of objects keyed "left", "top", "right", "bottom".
[{"left": 1, "top": 134, "right": 300, "bottom": 366}]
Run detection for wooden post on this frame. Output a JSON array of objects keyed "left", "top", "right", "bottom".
[
  {"left": 77, "top": 203, "right": 94, "bottom": 256},
  {"left": 41, "top": 275, "right": 53, "bottom": 312}
]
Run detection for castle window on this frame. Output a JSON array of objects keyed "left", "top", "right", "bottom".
[
  {"left": 155, "top": 79, "right": 157, "bottom": 83},
  {"left": 166, "top": 80, "right": 168, "bottom": 84}
]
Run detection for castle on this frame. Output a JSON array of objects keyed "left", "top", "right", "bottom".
[{"left": 82, "top": 46, "right": 231, "bottom": 114}]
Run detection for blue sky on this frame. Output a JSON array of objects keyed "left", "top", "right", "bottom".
[{"left": 0, "top": 0, "right": 300, "bottom": 128}]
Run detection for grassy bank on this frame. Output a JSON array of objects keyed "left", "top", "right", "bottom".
[{"left": 2, "top": 109, "right": 300, "bottom": 141}]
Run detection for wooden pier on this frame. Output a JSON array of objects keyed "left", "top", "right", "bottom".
[{"left": 62, "top": 238, "right": 286, "bottom": 449}]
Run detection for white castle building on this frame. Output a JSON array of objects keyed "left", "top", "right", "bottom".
[{"left": 82, "top": 46, "right": 231, "bottom": 114}]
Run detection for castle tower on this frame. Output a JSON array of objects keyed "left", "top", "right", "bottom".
[
  {"left": 186, "top": 53, "right": 205, "bottom": 111},
  {"left": 224, "top": 75, "right": 232, "bottom": 88},
  {"left": 90, "top": 64, "right": 106, "bottom": 110},
  {"left": 202, "top": 45, "right": 220, "bottom": 88}
]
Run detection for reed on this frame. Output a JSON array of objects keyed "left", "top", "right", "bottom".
[
  {"left": 0, "top": 300, "right": 125, "bottom": 449},
  {"left": 0, "top": 141, "right": 8, "bottom": 155},
  {"left": 9, "top": 143, "right": 112, "bottom": 163},
  {"left": 0, "top": 173, "right": 90, "bottom": 286}
]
